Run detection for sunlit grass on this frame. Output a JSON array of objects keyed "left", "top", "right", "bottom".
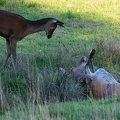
[{"left": 21, "top": 0, "right": 120, "bottom": 23}]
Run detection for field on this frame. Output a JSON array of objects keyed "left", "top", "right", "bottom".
[{"left": 0, "top": 0, "right": 120, "bottom": 119}]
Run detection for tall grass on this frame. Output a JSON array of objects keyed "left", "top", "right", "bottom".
[{"left": 1, "top": 98, "right": 120, "bottom": 120}]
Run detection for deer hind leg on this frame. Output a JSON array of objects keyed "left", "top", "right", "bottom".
[
  {"left": 1, "top": 39, "right": 11, "bottom": 69},
  {"left": 104, "top": 84, "right": 115, "bottom": 99}
]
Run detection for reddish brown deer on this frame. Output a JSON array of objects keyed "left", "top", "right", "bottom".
[
  {"left": 60, "top": 49, "right": 120, "bottom": 99},
  {"left": 0, "top": 10, "right": 64, "bottom": 70}
]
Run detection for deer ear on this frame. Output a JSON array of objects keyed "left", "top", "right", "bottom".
[{"left": 52, "top": 20, "right": 64, "bottom": 27}]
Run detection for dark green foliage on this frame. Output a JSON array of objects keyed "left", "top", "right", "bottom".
[{"left": 0, "top": 0, "right": 6, "bottom": 6}]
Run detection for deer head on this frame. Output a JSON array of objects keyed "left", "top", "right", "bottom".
[
  {"left": 45, "top": 19, "right": 64, "bottom": 39},
  {"left": 60, "top": 49, "right": 96, "bottom": 84}
]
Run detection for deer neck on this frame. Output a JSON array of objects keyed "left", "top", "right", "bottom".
[{"left": 26, "top": 19, "right": 48, "bottom": 35}]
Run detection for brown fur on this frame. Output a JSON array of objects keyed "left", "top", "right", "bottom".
[
  {"left": 86, "top": 77, "right": 111, "bottom": 99},
  {"left": 85, "top": 67, "right": 120, "bottom": 99},
  {"left": 105, "top": 83, "right": 120, "bottom": 98}
]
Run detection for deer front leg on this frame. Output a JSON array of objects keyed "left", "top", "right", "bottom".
[
  {"left": 1, "top": 39, "right": 11, "bottom": 69},
  {"left": 10, "top": 40, "right": 17, "bottom": 71}
]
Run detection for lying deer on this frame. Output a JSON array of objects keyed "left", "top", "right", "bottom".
[
  {"left": 0, "top": 10, "right": 64, "bottom": 70},
  {"left": 60, "top": 49, "right": 120, "bottom": 99}
]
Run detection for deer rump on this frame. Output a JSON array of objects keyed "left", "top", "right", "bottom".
[{"left": 86, "top": 68, "right": 118, "bottom": 99}]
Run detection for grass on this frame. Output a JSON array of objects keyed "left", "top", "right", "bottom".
[
  {"left": 1, "top": 98, "right": 120, "bottom": 120},
  {"left": 0, "top": 0, "right": 120, "bottom": 119}
]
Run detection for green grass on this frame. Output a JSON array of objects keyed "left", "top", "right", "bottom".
[
  {"left": 1, "top": 98, "right": 120, "bottom": 120},
  {"left": 0, "top": 0, "right": 120, "bottom": 119}
]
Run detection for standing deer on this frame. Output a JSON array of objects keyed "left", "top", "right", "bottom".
[
  {"left": 60, "top": 49, "right": 120, "bottom": 99},
  {"left": 0, "top": 10, "right": 64, "bottom": 70}
]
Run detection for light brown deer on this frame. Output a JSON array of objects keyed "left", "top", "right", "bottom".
[
  {"left": 0, "top": 10, "right": 64, "bottom": 70},
  {"left": 60, "top": 49, "right": 120, "bottom": 99}
]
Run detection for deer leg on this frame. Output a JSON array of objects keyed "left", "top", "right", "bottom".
[
  {"left": 91, "top": 59, "right": 95, "bottom": 73},
  {"left": 10, "top": 40, "right": 17, "bottom": 71},
  {"left": 1, "top": 39, "right": 11, "bottom": 69}
]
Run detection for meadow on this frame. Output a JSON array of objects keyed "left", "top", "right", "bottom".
[{"left": 0, "top": 0, "right": 120, "bottom": 119}]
